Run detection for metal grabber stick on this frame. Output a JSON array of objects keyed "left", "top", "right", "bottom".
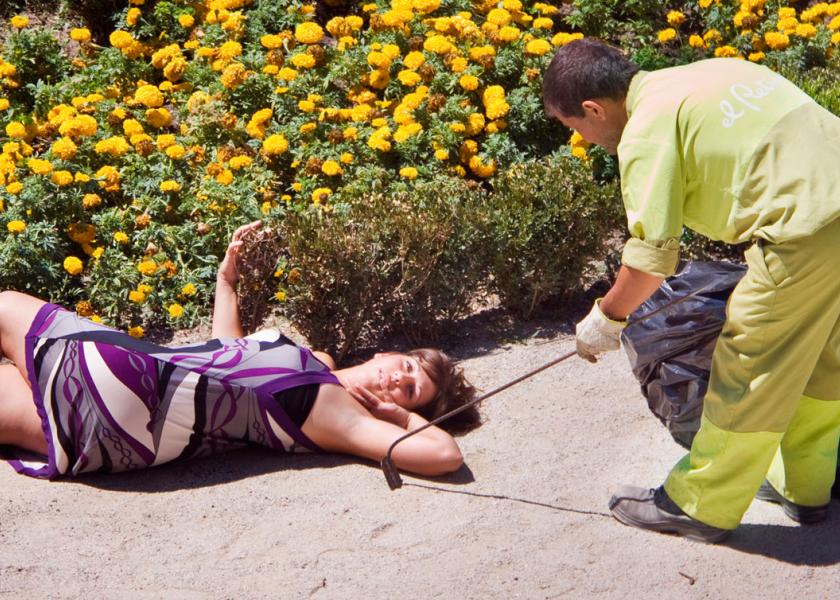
[{"left": 380, "top": 279, "right": 723, "bottom": 490}]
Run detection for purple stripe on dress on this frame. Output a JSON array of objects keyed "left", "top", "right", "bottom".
[
  {"left": 8, "top": 303, "right": 66, "bottom": 478},
  {"left": 77, "top": 343, "right": 157, "bottom": 465},
  {"left": 221, "top": 366, "right": 298, "bottom": 382},
  {"left": 207, "top": 382, "right": 243, "bottom": 432},
  {"left": 93, "top": 342, "right": 159, "bottom": 412},
  {"left": 168, "top": 347, "right": 244, "bottom": 373}
]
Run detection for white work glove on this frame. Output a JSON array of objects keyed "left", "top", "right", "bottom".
[{"left": 575, "top": 299, "right": 627, "bottom": 363}]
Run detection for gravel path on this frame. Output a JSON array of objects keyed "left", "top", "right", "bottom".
[{"left": 2, "top": 317, "right": 839, "bottom": 599}]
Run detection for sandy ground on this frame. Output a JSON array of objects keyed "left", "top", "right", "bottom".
[{"left": 2, "top": 312, "right": 840, "bottom": 599}]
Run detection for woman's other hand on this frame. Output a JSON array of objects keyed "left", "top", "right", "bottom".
[
  {"left": 217, "top": 220, "right": 262, "bottom": 289},
  {"left": 349, "top": 383, "right": 412, "bottom": 429}
]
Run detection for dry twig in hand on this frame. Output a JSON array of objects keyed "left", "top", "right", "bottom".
[{"left": 235, "top": 226, "right": 285, "bottom": 334}]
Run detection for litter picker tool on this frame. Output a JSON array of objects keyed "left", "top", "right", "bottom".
[{"left": 380, "top": 279, "right": 722, "bottom": 490}]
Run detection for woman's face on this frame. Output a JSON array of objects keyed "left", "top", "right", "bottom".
[{"left": 362, "top": 353, "right": 437, "bottom": 411}]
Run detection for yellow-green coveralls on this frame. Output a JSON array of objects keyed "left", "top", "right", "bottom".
[{"left": 618, "top": 58, "right": 840, "bottom": 530}]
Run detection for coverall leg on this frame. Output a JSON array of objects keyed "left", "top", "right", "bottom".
[{"left": 663, "top": 217, "right": 840, "bottom": 530}]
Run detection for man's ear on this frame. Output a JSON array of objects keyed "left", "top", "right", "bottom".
[{"left": 581, "top": 99, "right": 606, "bottom": 120}]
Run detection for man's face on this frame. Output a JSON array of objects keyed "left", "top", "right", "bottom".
[{"left": 551, "top": 99, "right": 626, "bottom": 155}]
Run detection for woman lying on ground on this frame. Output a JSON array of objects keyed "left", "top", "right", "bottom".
[{"left": 0, "top": 221, "right": 480, "bottom": 479}]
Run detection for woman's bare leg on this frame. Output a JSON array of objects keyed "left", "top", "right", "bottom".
[
  {"left": 0, "top": 290, "right": 48, "bottom": 381},
  {"left": 0, "top": 364, "right": 47, "bottom": 454}
]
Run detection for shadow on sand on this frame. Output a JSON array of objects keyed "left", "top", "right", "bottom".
[{"left": 71, "top": 447, "right": 478, "bottom": 494}]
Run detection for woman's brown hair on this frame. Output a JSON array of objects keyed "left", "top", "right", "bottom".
[{"left": 408, "top": 348, "right": 481, "bottom": 435}]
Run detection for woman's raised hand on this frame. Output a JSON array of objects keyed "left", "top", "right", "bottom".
[
  {"left": 349, "top": 383, "right": 412, "bottom": 429},
  {"left": 217, "top": 220, "right": 262, "bottom": 289}
]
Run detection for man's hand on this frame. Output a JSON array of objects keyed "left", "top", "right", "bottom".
[{"left": 575, "top": 299, "right": 627, "bottom": 363}]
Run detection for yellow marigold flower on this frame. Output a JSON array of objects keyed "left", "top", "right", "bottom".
[
  {"left": 182, "top": 283, "right": 197, "bottom": 296},
  {"left": 298, "top": 99, "right": 317, "bottom": 113},
  {"left": 129, "top": 290, "right": 146, "bottom": 303},
  {"left": 263, "top": 134, "right": 289, "bottom": 156},
  {"left": 833, "top": 32, "right": 840, "bottom": 44},
  {"left": 311, "top": 187, "right": 332, "bottom": 203},
  {"left": 261, "top": 34, "right": 284, "bottom": 49},
  {"left": 6, "top": 182, "right": 23, "bottom": 195},
  {"left": 276, "top": 67, "right": 298, "bottom": 81},
  {"left": 397, "top": 70, "right": 422, "bottom": 86},
  {"left": 74, "top": 172, "right": 90, "bottom": 183},
  {"left": 667, "top": 11, "right": 686, "bottom": 26},
  {"left": 552, "top": 31, "right": 584, "bottom": 47},
  {"left": 114, "top": 231, "right": 129, "bottom": 244},
  {"left": 343, "top": 126, "right": 359, "bottom": 140},
  {"left": 76, "top": 300, "right": 94, "bottom": 317},
  {"left": 449, "top": 122, "right": 466, "bottom": 133},
  {"left": 168, "top": 303, "right": 184, "bottom": 318},
  {"left": 135, "top": 85, "right": 164, "bottom": 108},
  {"left": 703, "top": 29, "right": 722, "bottom": 43},
  {"left": 449, "top": 56, "right": 468, "bottom": 73},
  {"left": 178, "top": 14, "right": 194, "bottom": 27},
  {"left": 10, "top": 15, "right": 29, "bottom": 28},
  {"left": 394, "top": 122, "right": 422, "bottom": 143},
  {"left": 274, "top": 290, "right": 287, "bottom": 302},
  {"left": 795, "top": 23, "right": 817, "bottom": 38},
  {"left": 469, "top": 155, "right": 496, "bottom": 178},
  {"left": 127, "top": 7, "right": 141, "bottom": 26},
  {"left": 321, "top": 160, "right": 343, "bottom": 176},
  {"left": 145, "top": 108, "right": 172, "bottom": 129},
  {"left": 7, "top": 220, "right": 25, "bottom": 234},
  {"left": 58, "top": 115, "right": 97, "bottom": 138},
  {"left": 0, "top": 98, "right": 8, "bottom": 111},
  {"left": 155, "top": 134, "right": 175, "bottom": 150},
  {"left": 165, "top": 144, "right": 186, "bottom": 159},
  {"left": 67, "top": 222, "right": 96, "bottom": 244},
  {"left": 657, "top": 28, "right": 677, "bottom": 43},
  {"left": 51, "top": 137, "right": 78, "bottom": 160},
  {"left": 137, "top": 259, "right": 157, "bottom": 276},
  {"left": 533, "top": 17, "right": 554, "bottom": 30},
  {"left": 51, "top": 170, "right": 74, "bottom": 186},
  {"left": 688, "top": 35, "right": 706, "bottom": 49},
  {"left": 215, "top": 169, "right": 233, "bottom": 185},
  {"left": 300, "top": 122, "right": 316, "bottom": 134},
  {"left": 229, "top": 155, "right": 252, "bottom": 170},
  {"left": 424, "top": 35, "right": 454, "bottom": 54},
  {"left": 400, "top": 166, "right": 418, "bottom": 180},
  {"left": 220, "top": 63, "right": 248, "bottom": 88},
  {"left": 82, "top": 193, "right": 102, "bottom": 208},
  {"left": 110, "top": 30, "right": 134, "bottom": 49},
  {"left": 63, "top": 256, "right": 84, "bottom": 275},
  {"left": 96, "top": 165, "right": 120, "bottom": 192},
  {"left": 459, "top": 74, "right": 480, "bottom": 91},
  {"left": 128, "top": 326, "right": 144, "bottom": 338},
  {"left": 571, "top": 145, "right": 588, "bottom": 160},
  {"left": 497, "top": 25, "right": 520, "bottom": 42},
  {"left": 70, "top": 28, "right": 91, "bottom": 42},
  {"left": 28, "top": 158, "right": 53, "bottom": 175},
  {"left": 487, "top": 8, "right": 511, "bottom": 26},
  {"left": 340, "top": 152, "right": 353, "bottom": 164},
  {"left": 368, "top": 126, "right": 392, "bottom": 152},
  {"left": 525, "top": 39, "right": 552, "bottom": 56},
  {"left": 764, "top": 31, "right": 790, "bottom": 50},
  {"left": 94, "top": 136, "right": 131, "bottom": 157},
  {"left": 483, "top": 85, "right": 510, "bottom": 120},
  {"left": 295, "top": 22, "right": 324, "bottom": 44},
  {"left": 403, "top": 51, "right": 425, "bottom": 70},
  {"left": 137, "top": 283, "right": 152, "bottom": 294},
  {"left": 5, "top": 121, "right": 26, "bottom": 138},
  {"left": 120, "top": 120, "right": 142, "bottom": 137},
  {"left": 714, "top": 45, "right": 740, "bottom": 58},
  {"left": 160, "top": 180, "right": 181, "bottom": 192},
  {"left": 218, "top": 41, "right": 243, "bottom": 60}
]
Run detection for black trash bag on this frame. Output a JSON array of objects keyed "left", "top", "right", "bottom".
[{"left": 620, "top": 261, "right": 746, "bottom": 449}]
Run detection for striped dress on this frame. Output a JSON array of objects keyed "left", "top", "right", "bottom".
[{"left": 2, "top": 303, "right": 339, "bottom": 479}]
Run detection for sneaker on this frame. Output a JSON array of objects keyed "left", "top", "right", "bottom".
[
  {"left": 755, "top": 481, "right": 828, "bottom": 524},
  {"left": 608, "top": 485, "right": 732, "bottom": 544}
]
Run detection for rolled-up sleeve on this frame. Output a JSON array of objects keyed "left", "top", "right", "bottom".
[
  {"left": 618, "top": 114, "right": 686, "bottom": 278},
  {"left": 621, "top": 237, "right": 680, "bottom": 278}
]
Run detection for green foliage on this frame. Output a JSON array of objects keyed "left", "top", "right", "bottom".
[
  {"left": 3, "top": 29, "right": 71, "bottom": 110},
  {"left": 483, "top": 157, "right": 624, "bottom": 318},
  {"left": 278, "top": 173, "right": 488, "bottom": 358}
]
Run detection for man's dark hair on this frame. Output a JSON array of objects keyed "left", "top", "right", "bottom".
[{"left": 542, "top": 38, "right": 640, "bottom": 118}]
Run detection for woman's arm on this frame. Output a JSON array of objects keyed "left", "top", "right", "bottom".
[
  {"left": 211, "top": 220, "right": 262, "bottom": 339},
  {"left": 304, "top": 385, "right": 463, "bottom": 476}
]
